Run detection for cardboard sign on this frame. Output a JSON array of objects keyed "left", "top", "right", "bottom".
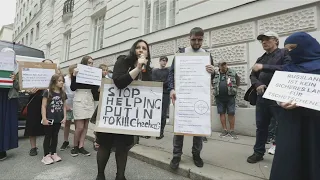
[
  {"left": 95, "top": 79, "right": 163, "bottom": 137},
  {"left": 19, "top": 62, "right": 57, "bottom": 90}
]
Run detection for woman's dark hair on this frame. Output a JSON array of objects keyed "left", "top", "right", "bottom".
[
  {"left": 80, "top": 56, "right": 93, "bottom": 65},
  {"left": 127, "top": 39, "right": 152, "bottom": 73}
]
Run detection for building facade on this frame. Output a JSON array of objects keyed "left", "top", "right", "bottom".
[
  {"left": 0, "top": 24, "right": 14, "bottom": 42},
  {"left": 13, "top": 0, "right": 320, "bottom": 135}
]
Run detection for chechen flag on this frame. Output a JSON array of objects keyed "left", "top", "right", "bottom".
[{"left": 0, "top": 71, "right": 13, "bottom": 88}]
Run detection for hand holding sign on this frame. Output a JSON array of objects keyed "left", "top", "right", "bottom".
[{"left": 279, "top": 100, "right": 299, "bottom": 110}]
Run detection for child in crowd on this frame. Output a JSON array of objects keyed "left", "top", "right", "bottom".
[{"left": 41, "top": 74, "right": 67, "bottom": 165}]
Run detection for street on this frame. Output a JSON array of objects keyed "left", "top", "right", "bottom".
[{"left": 0, "top": 130, "right": 189, "bottom": 180}]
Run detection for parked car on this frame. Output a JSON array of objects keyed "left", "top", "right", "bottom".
[{"left": 0, "top": 40, "right": 45, "bottom": 130}]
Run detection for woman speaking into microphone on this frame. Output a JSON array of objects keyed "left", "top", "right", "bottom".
[{"left": 95, "top": 39, "right": 152, "bottom": 180}]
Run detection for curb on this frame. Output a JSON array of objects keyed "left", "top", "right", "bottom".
[{"left": 61, "top": 126, "right": 266, "bottom": 180}]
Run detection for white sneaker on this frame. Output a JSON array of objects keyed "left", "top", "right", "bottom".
[
  {"left": 51, "top": 153, "right": 62, "bottom": 162},
  {"left": 41, "top": 154, "right": 54, "bottom": 165},
  {"left": 268, "top": 145, "right": 276, "bottom": 155}
]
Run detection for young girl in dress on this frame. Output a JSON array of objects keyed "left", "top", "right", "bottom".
[{"left": 41, "top": 74, "right": 67, "bottom": 165}]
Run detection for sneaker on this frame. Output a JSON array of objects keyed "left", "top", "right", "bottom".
[
  {"left": 156, "top": 134, "right": 164, "bottom": 140},
  {"left": 79, "top": 147, "right": 91, "bottom": 156},
  {"left": 71, "top": 146, "right": 79, "bottom": 157},
  {"left": 29, "top": 147, "right": 38, "bottom": 156},
  {"left": 170, "top": 157, "right": 181, "bottom": 170},
  {"left": 229, "top": 131, "right": 238, "bottom": 139},
  {"left": 51, "top": 153, "right": 62, "bottom": 162},
  {"left": 41, "top": 154, "right": 54, "bottom": 165},
  {"left": 219, "top": 130, "right": 229, "bottom": 137},
  {"left": 268, "top": 145, "right": 276, "bottom": 155},
  {"left": 193, "top": 155, "right": 204, "bottom": 167},
  {"left": 0, "top": 151, "right": 7, "bottom": 161},
  {"left": 203, "top": 137, "right": 208, "bottom": 143},
  {"left": 96, "top": 173, "right": 106, "bottom": 180},
  {"left": 247, "top": 153, "right": 264, "bottom": 163},
  {"left": 60, "top": 141, "right": 70, "bottom": 151}
]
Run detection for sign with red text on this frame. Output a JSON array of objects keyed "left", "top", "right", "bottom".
[{"left": 263, "top": 71, "right": 320, "bottom": 111}]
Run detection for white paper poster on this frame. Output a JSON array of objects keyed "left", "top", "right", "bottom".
[
  {"left": 95, "top": 79, "right": 163, "bottom": 137},
  {"left": 21, "top": 68, "right": 56, "bottom": 89},
  {"left": 0, "top": 51, "right": 15, "bottom": 71},
  {"left": 174, "top": 53, "right": 212, "bottom": 136},
  {"left": 76, "top": 64, "right": 102, "bottom": 86},
  {"left": 263, "top": 71, "right": 320, "bottom": 111}
]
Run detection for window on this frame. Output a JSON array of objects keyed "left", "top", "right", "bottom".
[
  {"left": 30, "top": 28, "right": 34, "bottom": 45},
  {"left": 49, "top": 0, "right": 55, "bottom": 21},
  {"left": 63, "top": 32, "right": 71, "bottom": 62},
  {"left": 36, "top": 22, "right": 40, "bottom": 39},
  {"left": 26, "top": 33, "right": 29, "bottom": 45},
  {"left": 29, "top": 12, "right": 32, "bottom": 20},
  {"left": 23, "top": 4, "right": 25, "bottom": 15},
  {"left": 22, "top": 37, "right": 24, "bottom": 45},
  {"left": 27, "top": 0, "right": 29, "bottom": 9},
  {"left": 152, "top": 0, "right": 167, "bottom": 31},
  {"left": 93, "top": 15, "right": 105, "bottom": 51},
  {"left": 20, "top": 9, "right": 22, "bottom": 20},
  {"left": 18, "top": 27, "right": 20, "bottom": 33},
  {"left": 34, "top": 4, "right": 38, "bottom": 13},
  {"left": 144, "top": 0, "right": 151, "bottom": 34},
  {"left": 25, "top": 17, "right": 27, "bottom": 25},
  {"left": 21, "top": 22, "right": 23, "bottom": 29},
  {"left": 46, "top": 43, "right": 51, "bottom": 58},
  {"left": 144, "top": 0, "right": 176, "bottom": 34}
]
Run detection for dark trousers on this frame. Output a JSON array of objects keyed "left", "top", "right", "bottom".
[
  {"left": 254, "top": 96, "right": 282, "bottom": 155},
  {"left": 160, "top": 93, "right": 170, "bottom": 135},
  {"left": 173, "top": 135, "right": 203, "bottom": 157},
  {"left": 43, "top": 123, "right": 61, "bottom": 156},
  {"left": 268, "top": 117, "right": 278, "bottom": 144}
]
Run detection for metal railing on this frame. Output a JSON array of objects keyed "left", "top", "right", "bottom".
[{"left": 63, "top": 0, "right": 74, "bottom": 15}]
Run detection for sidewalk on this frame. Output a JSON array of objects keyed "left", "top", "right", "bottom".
[{"left": 64, "top": 123, "right": 273, "bottom": 180}]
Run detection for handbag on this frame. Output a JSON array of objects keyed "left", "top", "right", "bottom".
[
  {"left": 244, "top": 85, "right": 257, "bottom": 106},
  {"left": 21, "top": 93, "right": 37, "bottom": 118}
]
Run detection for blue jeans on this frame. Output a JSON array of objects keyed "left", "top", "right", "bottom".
[{"left": 254, "top": 96, "right": 282, "bottom": 155}]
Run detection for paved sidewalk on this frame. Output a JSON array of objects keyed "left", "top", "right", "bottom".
[{"left": 64, "top": 123, "right": 273, "bottom": 180}]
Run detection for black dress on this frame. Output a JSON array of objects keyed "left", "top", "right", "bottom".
[
  {"left": 24, "top": 90, "right": 44, "bottom": 136},
  {"left": 96, "top": 56, "right": 151, "bottom": 149},
  {"left": 270, "top": 107, "right": 320, "bottom": 180}
]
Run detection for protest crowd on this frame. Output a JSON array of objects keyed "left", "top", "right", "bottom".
[{"left": 1, "top": 26, "right": 320, "bottom": 180}]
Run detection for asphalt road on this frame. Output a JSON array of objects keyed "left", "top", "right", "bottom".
[{"left": 0, "top": 130, "right": 189, "bottom": 180}]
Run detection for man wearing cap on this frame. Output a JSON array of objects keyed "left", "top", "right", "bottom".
[
  {"left": 247, "top": 31, "right": 291, "bottom": 163},
  {"left": 212, "top": 60, "right": 240, "bottom": 139}
]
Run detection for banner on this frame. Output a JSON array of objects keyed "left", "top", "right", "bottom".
[
  {"left": 95, "top": 79, "right": 163, "bottom": 137},
  {"left": 263, "top": 71, "right": 320, "bottom": 111}
]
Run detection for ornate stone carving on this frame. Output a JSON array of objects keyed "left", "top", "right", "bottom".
[
  {"left": 207, "top": 43, "right": 247, "bottom": 65},
  {"left": 176, "top": 31, "right": 210, "bottom": 49},
  {"left": 231, "top": 65, "right": 248, "bottom": 85},
  {"left": 93, "top": 0, "right": 105, "bottom": 11},
  {"left": 151, "top": 40, "right": 175, "bottom": 58},
  {"left": 211, "top": 22, "right": 255, "bottom": 46},
  {"left": 258, "top": 7, "right": 317, "bottom": 35}
]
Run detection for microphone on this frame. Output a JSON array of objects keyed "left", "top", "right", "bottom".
[{"left": 139, "top": 54, "right": 146, "bottom": 72}]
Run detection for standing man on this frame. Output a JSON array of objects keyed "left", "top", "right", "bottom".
[
  {"left": 247, "top": 31, "right": 291, "bottom": 163},
  {"left": 152, "top": 56, "right": 170, "bottom": 140},
  {"left": 213, "top": 60, "right": 240, "bottom": 139},
  {"left": 168, "top": 27, "right": 215, "bottom": 169}
]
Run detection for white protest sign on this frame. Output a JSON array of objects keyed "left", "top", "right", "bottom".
[
  {"left": 0, "top": 51, "right": 15, "bottom": 71},
  {"left": 76, "top": 64, "right": 102, "bottom": 86},
  {"left": 19, "top": 62, "right": 57, "bottom": 90},
  {"left": 174, "top": 53, "right": 212, "bottom": 136},
  {"left": 95, "top": 79, "right": 163, "bottom": 137},
  {"left": 263, "top": 71, "right": 320, "bottom": 111}
]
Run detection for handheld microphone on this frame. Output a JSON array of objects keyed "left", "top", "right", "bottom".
[{"left": 139, "top": 54, "right": 146, "bottom": 72}]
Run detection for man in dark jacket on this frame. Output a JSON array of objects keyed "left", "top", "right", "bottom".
[
  {"left": 247, "top": 31, "right": 291, "bottom": 163},
  {"left": 167, "top": 27, "right": 215, "bottom": 170},
  {"left": 152, "top": 56, "right": 170, "bottom": 140}
]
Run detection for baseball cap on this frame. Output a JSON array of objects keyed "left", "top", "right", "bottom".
[
  {"left": 218, "top": 60, "right": 227, "bottom": 66},
  {"left": 257, "top": 31, "right": 279, "bottom": 40}
]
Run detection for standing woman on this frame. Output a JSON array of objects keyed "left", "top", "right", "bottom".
[
  {"left": 0, "top": 48, "right": 19, "bottom": 160},
  {"left": 70, "top": 56, "right": 98, "bottom": 157},
  {"left": 24, "top": 59, "right": 54, "bottom": 156},
  {"left": 95, "top": 39, "right": 152, "bottom": 180},
  {"left": 269, "top": 32, "right": 320, "bottom": 180}
]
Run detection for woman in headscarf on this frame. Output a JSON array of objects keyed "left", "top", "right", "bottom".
[{"left": 269, "top": 32, "right": 320, "bottom": 180}]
